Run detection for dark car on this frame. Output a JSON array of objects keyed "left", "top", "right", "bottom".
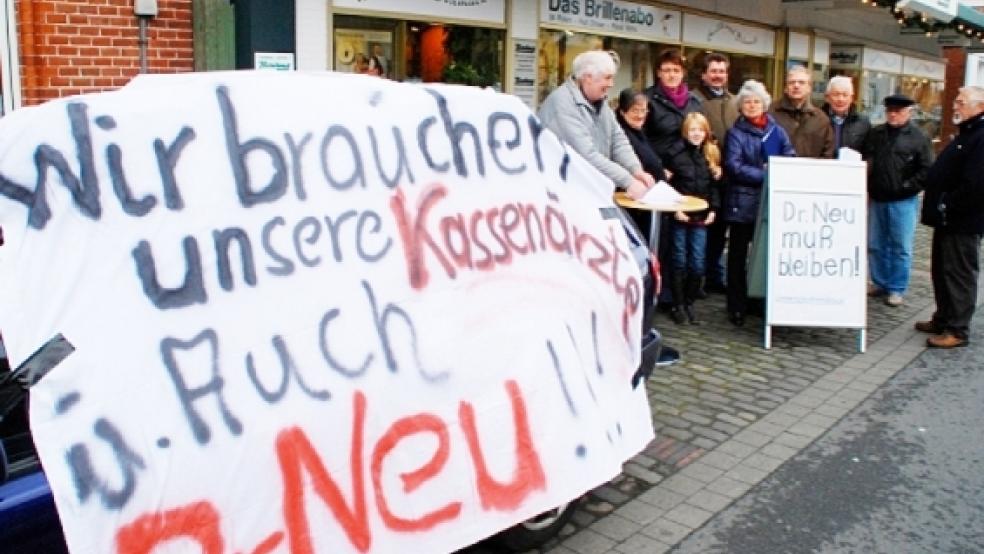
[{"left": 0, "top": 207, "right": 667, "bottom": 554}]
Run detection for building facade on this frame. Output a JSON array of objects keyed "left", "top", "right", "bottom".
[
  {"left": 0, "top": 0, "right": 197, "bottom": 113},
  {"left": 4, "top": 0, "right": 984, "bottom": 146}
]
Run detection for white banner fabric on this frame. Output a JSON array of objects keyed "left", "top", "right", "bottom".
[{"left": 0, "top": 71, "right": 652, "bottom": 553}]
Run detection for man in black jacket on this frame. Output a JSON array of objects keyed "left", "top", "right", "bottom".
[
  {"left": 862, "top": 94, "right": 933, "bottom": 308},
  {"left": 916, "top": 86, "right": 984, "bottom": 348},
  {"left": 822, "top": 75, "right": 870, "bottom": 154}
]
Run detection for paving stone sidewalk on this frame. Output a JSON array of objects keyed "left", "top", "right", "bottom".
[{"left": 536, "top": 224, "right": 942, "bottom": 553}]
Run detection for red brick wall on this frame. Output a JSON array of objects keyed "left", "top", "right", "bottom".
[
  {"left": 941, "top": 46, "right": 964, "bottom": 149},
  {"left": 16, "top": 0, "right": 193, "bottom": 106}
]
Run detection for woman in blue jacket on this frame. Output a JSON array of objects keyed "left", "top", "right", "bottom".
[{"left": 723, "top": 80, "right": 795, "bottom": 326}]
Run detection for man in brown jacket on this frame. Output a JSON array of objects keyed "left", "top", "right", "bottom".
[
  {"left": 771, "top": 65, "right": 835, "bottom": 158},
  {"left": 693, "top": 52, "right": 738, "bottom": 146}
]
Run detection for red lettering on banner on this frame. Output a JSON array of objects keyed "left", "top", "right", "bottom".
[
  {"left": 277, "top": 392, "right": 371, "bottom": 553},
  {"left": 249, "top": 532, "right": 284, "bottom": 554},
  {"left": 115, "top": 500, "right": 223, "bottom": 554},
  {"left": 113, "top": 382, "right": 549, "bottom": 553},
  {"left": 460, "top": 379, "right": 546, "bottom": 510},
  {"left": 389, "top": 185, "right": 641, "bottom": 341},
  {"left": 390, "top": 184, "right": 456, "bottom": 289},
  {"left": 371, "top": 414, "right": 462, "bottom": 531}
]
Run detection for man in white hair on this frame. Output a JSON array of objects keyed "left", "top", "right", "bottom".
[
  {"left": 821, "top": 75, "right": 870, "bottom": 154},
  {"left": 538, "top": 50, "right": 655, "bottom": 200},
  {"left": 917, "top": 86, "right": 984, "bottom": 348}
]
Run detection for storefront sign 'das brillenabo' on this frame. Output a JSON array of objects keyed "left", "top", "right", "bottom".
[{"left": 544, "top": 0, "right": 675, "bottom": 35}]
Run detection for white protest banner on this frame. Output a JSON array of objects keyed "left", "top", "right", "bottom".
[
  {"left": 765, "top": 157, "right": 867, "bottom": 350},
  {"left": 0, "top": 71, "right": 652, "bottom": 553}
]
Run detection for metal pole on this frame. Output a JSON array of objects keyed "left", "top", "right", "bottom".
[{"left": 138, "top": 16, "right": 149, "bottom": 74}]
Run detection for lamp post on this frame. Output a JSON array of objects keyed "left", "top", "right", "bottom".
[{"left": 134, "top": 0, "right": 158, "bottom": 74}]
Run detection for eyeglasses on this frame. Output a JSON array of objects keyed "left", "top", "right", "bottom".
[{"left": 627, "top": 107, "right": 648, "bottom": 115}]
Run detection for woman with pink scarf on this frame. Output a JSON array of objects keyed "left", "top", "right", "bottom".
[
  {"left": 643, "top": 49, "right": 703, "bottom": 162},
  {"left": 643, "top": 49, "right": 703, "bottom": 309}
]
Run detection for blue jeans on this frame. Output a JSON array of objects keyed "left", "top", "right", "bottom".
[
  {"left": 671, "top": 222, "right": 707, "bottom": 276},
  {"left": 868, "top": 196, "right": 919, "bottom": 295}
]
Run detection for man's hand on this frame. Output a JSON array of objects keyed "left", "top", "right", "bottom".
[
  {"left": 674, "top": 210, "right": 689, "bottom": 223},
  {"left": 705, "top": 211, "right": 716, "bottom": 225},
  {"left": 634, "top": 169, "right": 656, "bottom": 187},
  {"left": 625, "top": 178, "right": 651, "bottom": 200}
]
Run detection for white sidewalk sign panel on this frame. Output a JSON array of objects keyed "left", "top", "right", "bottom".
[{"left": 766, "top": 157, "right": 867, "bottom": 348}]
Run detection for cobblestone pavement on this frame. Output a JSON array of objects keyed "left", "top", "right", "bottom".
[{"left": 533, "top": 224, "right": 942, "bottom": 553}]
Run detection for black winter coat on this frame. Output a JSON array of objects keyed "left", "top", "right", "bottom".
[
  {"left": 921, "top": 111, "right": 984, "bottom": 234},
  {"left": 642, "top": 85, "right": 702, "bottom": 163},
  {"left": 863, "top": 121, "right": 933, "bottom": 202},
  {"left": 666, "top": 141, "right": 721, "bottom": 222},
  {"left": 616, "top": 112, "right": 667, "bottom": 181},
  {"left": 821, "top": 104, "right": 871, "bottom": 153}
]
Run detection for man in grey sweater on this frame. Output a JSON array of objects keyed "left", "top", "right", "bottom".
[{"left": 538, "top": 50, "right": 655, "bottom": 200}]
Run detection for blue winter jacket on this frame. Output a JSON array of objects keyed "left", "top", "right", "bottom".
[{"left": 723, "top": 115, "right": 795, "bottom": 224}]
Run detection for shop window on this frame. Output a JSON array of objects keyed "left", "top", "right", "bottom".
[
  {"left": 901, "top": 77, "right": 943, "bottom": 142},
  {"left": 405, "top": 22, "right": 503, "bottom": 88},
  {"left": 810, "top": 62, "right": 829, "bottom": 108},
  {"left": 537, "top": 29, "right": 665, "bottom": 105},
  {"left": 684, "top": 48, "right": 774, "bottom": 95},
  {"left": 333, "top": 15, "right": 503, "bottom": 88},
  {"left": 858, "top": 70, "right": 900, "bottom": 125},
  {"left": 334, "top": 15, "right": 398, "bottom": 78}
]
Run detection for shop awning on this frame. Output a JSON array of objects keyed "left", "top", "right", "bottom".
[{"left": 956, "top": 2, "right": 984, "bottom": 30}]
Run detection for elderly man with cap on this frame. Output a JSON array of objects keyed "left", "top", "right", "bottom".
[
  {"left": 538, "top": 50, "right": 655, "bottom": 200},
  {"left": 862, "top": 93, "right": 933, "bottom": 307},
  {"left": 916, "top": 86, "right": 984, "bottom": 348}
]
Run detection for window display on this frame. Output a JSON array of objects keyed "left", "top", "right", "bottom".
[
  {"left": 333, "top": 14, "right": 504, "bottom": 88},
  {"left": 537, "top": 29, "right": 666, "bottom": 104},
  {"left": 901, "top": 76, "right": 943, "bottom": 142}
]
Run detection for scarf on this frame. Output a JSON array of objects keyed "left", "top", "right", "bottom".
[
  {"left": 748, "top": 113, "right": 769, "bottom": 129},
  {"left": 661, "top": 82, "right": 690, "bottom": 110}
]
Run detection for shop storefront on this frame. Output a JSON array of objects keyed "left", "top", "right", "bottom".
[
  {"left": 528, "top": 1, "right": 778, "bottom": 109},
  {"left": 533, "top": 0, "right": 681, "bottom": 106},
  {"left": 297, "top": 0, "right": 507, "bottom": 88},
  {"left": 828, "top": 43, "right": 944, "bottom": 141}
]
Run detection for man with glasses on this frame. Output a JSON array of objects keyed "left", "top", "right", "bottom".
[
  {"left": 862, "top": 94, "right": 933, "bottom": 308},
  {"left": 916, "top": 86, "right": 984, "bottom": 348},
  {"left": 771, "top": 65, "right": 834, "bottom": 158},
  {"left": 538, "top": 50, "right": 655, "bottom": 200}
]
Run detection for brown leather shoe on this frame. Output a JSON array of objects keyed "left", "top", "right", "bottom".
[
  {"left": 926, "top": 332, "right": 968, "bottom": 348},
  {"left": 914, "top": 320, "right": 942, "bottom": 334}
]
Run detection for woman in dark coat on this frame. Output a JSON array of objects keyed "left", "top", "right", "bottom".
[
  {"left": 644, "top": 49, "right": 703, "bottom": 163},
  {"left": 642, "top": 49, "right": 702, "bottom": 307},
  {"left": 723, "top": 80, "right": 795, "bottom": 326},
  {"left": 616, "top": 88, "right": 667, "bottom": 242}
]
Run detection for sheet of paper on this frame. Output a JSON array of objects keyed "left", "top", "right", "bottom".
[
  {"left": 639, "top": 180, "right": 683, "bottom": 205},
  {"left": 838, "top": 147, "right": 862, "bottom": 161}
]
